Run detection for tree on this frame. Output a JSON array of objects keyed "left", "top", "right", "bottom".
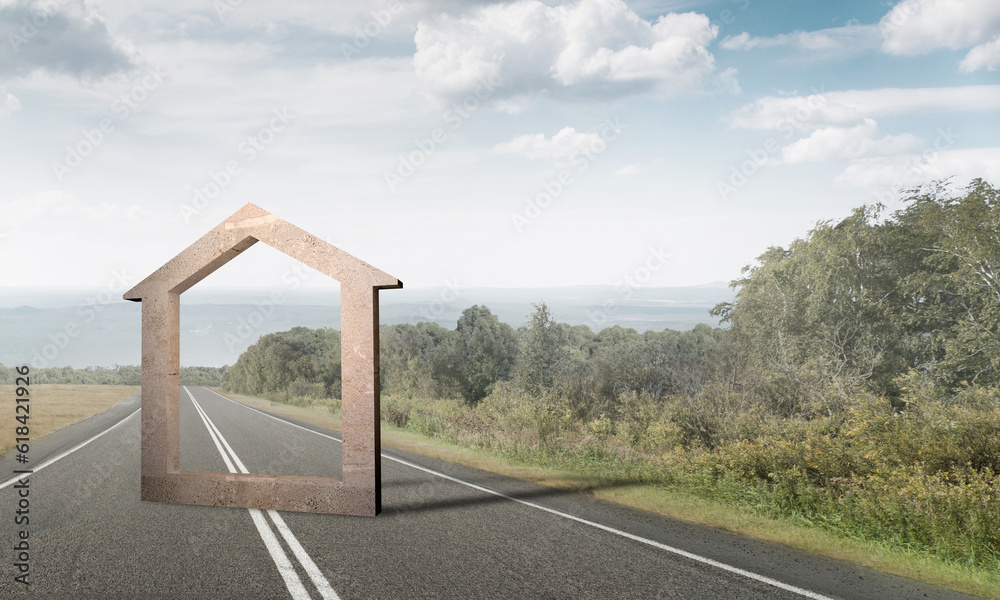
[
  {"left": 712, "top": 204, "right": 911, "bottom": 415},
  {"left": 456, "top": 305, "right": 518, "bottom": 405},
  {"left": 713, "top": 178, "right": 1000, "bottom": 410},
  {"left": 894, "top": 178, "right": 1000, "bottom": 387},
  {"left": 517, "top": 302, "right": 565, "bottom": 394},
  {"left": 380, "top": 322, "right": 461, "bottom": 399},
  {"left": 222, "top": 327, "right": 341, "bottom": 399}
]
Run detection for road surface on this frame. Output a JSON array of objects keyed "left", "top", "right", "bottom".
[{"left": 0, "top": 386, "right": 986, "bottom": 599}]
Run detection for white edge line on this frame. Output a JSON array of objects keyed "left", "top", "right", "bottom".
[
  {"left": 390, "top": 455, "right": 836, "bottom": 600},
  {"left": 204, "top": 388, "right": 341, "bottom": 442},
  {"left": 0, "top": 407, "right": 141, "bottom": 490},
  {"left": 202, "top": 387, "right": 837, "bottom": 600},
  {"left": 186, "top": 387, "right": 340, "bottom": 600}
]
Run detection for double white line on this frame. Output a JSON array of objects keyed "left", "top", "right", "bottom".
[{"left": 183, "top": 386, "right": 341, "bottom": 600}]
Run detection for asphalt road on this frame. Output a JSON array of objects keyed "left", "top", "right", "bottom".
[{"left": 0, "top": 386, "right": 987, "bottom": 599}]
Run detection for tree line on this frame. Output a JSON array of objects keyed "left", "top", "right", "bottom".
[
  {"left": 218, "top": 179, "right": 1000, "bottom": 440},
  {"left": 0, "top": 364, "right": 226, "bottom": 386},
  {"left": 220, "top": 306, "right": 728, "bottom": 414},
  {"left": 9, "top": 178, "right": 999, "bottom": 437}
]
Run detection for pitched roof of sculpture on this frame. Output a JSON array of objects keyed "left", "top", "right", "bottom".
[{"left": 124, "top": 203, "right": 401, "bottom": 300}]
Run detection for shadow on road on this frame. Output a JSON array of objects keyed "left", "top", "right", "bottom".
[{"left": 380, "top": 473, "right": 639, "bottom": 516}]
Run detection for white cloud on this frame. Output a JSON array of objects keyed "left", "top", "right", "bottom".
[
  {"left": 728, "top": 85, "right": 1000, "bottom": 131},
  {"left": 879, "top": 0, "right": 1000, "bottom": 56},
  {"left": 719, "top": 2, "right": 1000, "bottom": 72},
  {"left": 727, "top": 85, "right": 993, "bottom": 174},
  {"left": 720, "top": 31, "right": 752, "bottom": 50},
  {"left": 727, "top": 92, "right": 864, "bottom": 132},
  {"left": 492, "top": 127, "right": 605, "bottom": 159},
  {"left": 0, "top": 0, "right": 136, "bottom": 79},
  {"left": 835, "top": 148, "right": 1000, "bottom": 191},
  {"left": 413, "top": 0, "right": 718, "bottom": 107},
  {"left": 615, "top": 164, "right": 641, "bottom": 175},
  {"left": 960, "top": 36, "right": 1000, "bottom": 72},
  {"left": 0, "top": 191, "right": 149, "bottom": 222},
  {"left": 714, "top": 66, "right": 740, "bottom": 95},
  {"left": 721, "top": 24, "right": 879, "bottom": 54},
  {"left": 780, "top": 119, "right": 924, "bottom": 164},
  {"left": 825, "top": 85, "right": 1000, "bottom": 116},
  {"left": 0, "top": 87, "right": 19, "bottom": 115},
  {"left": 89, "top": 0, "right": 415, "bottom": 38},
  {"left": 1, "top": 191, "right": 80, "bottom": 219}
]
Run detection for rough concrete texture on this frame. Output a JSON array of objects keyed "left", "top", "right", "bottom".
[{"left": 124, "top": 203, "right": 402, "bottom": 516}]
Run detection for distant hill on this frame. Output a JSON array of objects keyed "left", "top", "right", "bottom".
[{"left": 0, "top": 284, "right": 733, "bottom": 368}]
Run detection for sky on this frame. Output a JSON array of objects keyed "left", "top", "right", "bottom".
[{"left": 1, "top": 0, "right": 998, "bottom": 296}]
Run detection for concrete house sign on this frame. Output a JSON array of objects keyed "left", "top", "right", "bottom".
[{"left": 124, "top": 203, "right": 402, "bottom": 516}]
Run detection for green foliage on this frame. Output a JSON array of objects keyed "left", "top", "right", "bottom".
[
  {"left": 715, "top": 178, "right": 1000, "bottom": 409},
  {"left": 517, "top": 302, "right": 564, "bottom": 394},
  {"left": 179, "top": 366, "right": 228, "bottom": 386},
  {"left": 223, "top": 326, "right": 340, "bottom": 402},
  {"left": 456, "top": 305, "right": 519, "bottom": 405},
  {"left": 895, "top": 179, "right": 1000, "bottom": 388},
  {"left": 713, "top": 205, "right": 908, "bottom": 414},
  {"left": 0, "top": 364, "right": 224, "bottom": 386},
  {"left": 380, "top": 322, "right": 463, "bottom": 400}
]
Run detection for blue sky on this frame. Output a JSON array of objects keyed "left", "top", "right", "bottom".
[{"left": 1, "top": 0, "right": 998, "bottom": 295}]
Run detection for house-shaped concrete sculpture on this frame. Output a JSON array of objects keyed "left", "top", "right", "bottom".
[{"left": 124, "top": 203, "right": 401, "bottom": 516}]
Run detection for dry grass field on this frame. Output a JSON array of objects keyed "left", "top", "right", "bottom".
[{"left": 0, "top": 385, "right": 138, "bottom": 456}]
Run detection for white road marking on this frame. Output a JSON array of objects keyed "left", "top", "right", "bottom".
[
  {"left": 188, "top": 391, "right": 237, "bottom": 473},
  {"left": 267, "top": 510, "right": 344, "bottom": 600},
  {"left": 203, "top": 387, "right": 836, "bottom": 600},
  {"left": 186, "top": 388, "right": 309, "bottom": 599},
  {"left": 390, "top": 456, "right": 836, "bottom": 600},
  {"left": 0, "top": 407, "right": 141, "bottom": 490},
  {"left": 204, "top": 388, "right": 340, "bottom": 442},
  {"left": 185, "top": 387, "right": 341, "bottom": 600},
  {"left": 248, "top": 508, "right": 312, "bottom": 599}
]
